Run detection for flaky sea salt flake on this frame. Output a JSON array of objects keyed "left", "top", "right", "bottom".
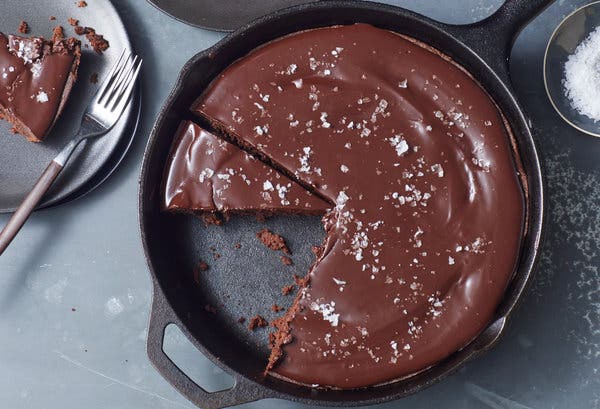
[{"left": 36, "top": 91, "right": 49, "bottom": 103}]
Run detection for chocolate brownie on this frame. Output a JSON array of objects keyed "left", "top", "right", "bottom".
[
  {"left": 248, "top": 315, "right": 268, "bottom": 331},
  {"left": 0, "top": 32, "right": 80, "bottom": 142},
  {"left": 192, "top": 24, "right": 525, "bottom": 388}
]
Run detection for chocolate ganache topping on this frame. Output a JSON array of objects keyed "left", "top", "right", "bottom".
[
  {"left": 163, "top": 120, "right": 330, "bottom": 217},
  {"left": 0, "top": 33, "right": 80, "bottom": 142},
  {"left": 184, "top": 23, "right": 525, "bottom": 388}
]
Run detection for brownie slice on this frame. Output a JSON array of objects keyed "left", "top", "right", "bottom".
[
  {"left": 163, "top": 121, "right": 330, "bottom": 222},
  {"left": 0, "top": 32, "right": 81, "bottom": 142}
]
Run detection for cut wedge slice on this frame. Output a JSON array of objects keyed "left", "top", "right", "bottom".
[{"left": 163, "top": 120, "right": 330, "bottom": 223}]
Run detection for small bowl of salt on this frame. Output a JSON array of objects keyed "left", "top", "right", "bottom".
[{"left": 544, "top": 1, "right": 600, "bottom": 136}]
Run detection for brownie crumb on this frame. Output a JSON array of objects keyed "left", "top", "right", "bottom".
[
  {"left": 90, "top": 72, "right": 98, "bottom": 84},
  {"left": 271, "top": 304, "right": 284, "bottom": 312},
  {"left": 237, "top": 317, "right": 246, "bottom": 324},
  {"left": 68, "top": 17, "right": 79, "bottom": 26},
  {"left": 204, "top": 304, "right": 217, "bottom": 314},
  {"left": 202, "top": 213, "right": 222, "bottom": 225},
  {"left": 78, "top": 1, "right": 88, "bottom": 7},
  {"left": 256, "top": 228, "right": 290, "bottom": 254},
  {"left": 293, "top": 274, "right": 309, "bottom": 286},
  {"left": 248, "top": 315, "right": 268, "bottom": 331},
  {"left": 52, "top": 26, "right": 65, "bottom": 43},
  {"left": 85, "top": 27, "right": 109, "bottom": 54},
  {"left": 282, "top": 284, "right": 295, "bottom": 295},
  {"left": 49, "top": 16, "right": 56, "bottom": 21},
  {"left": 193, "top": 260, "right": 209, "bottom": 284},
  {"left": 206, "top": 246, "right": 221, "bottom": 260},
  {"left": 72, "top": 25, "right": 110, "bottom": 54},
  {"left": 18, "top": 21, "right": 29, "bottom": 34},
  {"left": 280, "top": 255, "right": 293, "bottom": 266}
]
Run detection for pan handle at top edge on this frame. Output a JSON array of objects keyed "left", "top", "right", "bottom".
[
  {"left": 146, "top": 288, "right": 270, "bottom": 409},
  {"left": 443, "top": 0, "right": 554, "bottom": 82}
]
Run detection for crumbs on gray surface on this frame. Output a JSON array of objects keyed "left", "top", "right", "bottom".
[{"left": 535, "top": 152, "right": 600, "bottom": 362}]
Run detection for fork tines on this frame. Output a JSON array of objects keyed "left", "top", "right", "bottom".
[{"left": 95, "top": 50, "right": 143, "bottom": 113}]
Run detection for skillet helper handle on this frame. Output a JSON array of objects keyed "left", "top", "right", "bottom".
[
  {"left": 0, "top": 160, "right": 63, "bottom": 256},
  {"left": 486, "top": 0, "right": 554, "bottom": 51},
  {"left": 147, "top": 289, "right": 268, "bottom": 409},
  {"left": 448, "top": 0, "right": 554, "bottom": 77}
]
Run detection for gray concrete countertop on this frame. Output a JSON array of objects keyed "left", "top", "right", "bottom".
[{"left": 1, "top": 1, "right": 598, "bottom": 408}]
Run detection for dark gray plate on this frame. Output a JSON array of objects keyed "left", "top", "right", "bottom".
[
  {"left": 0, "top": 0, "right": 139, "bottom": 213},
  {"left": 147, "top": 0, "right": 316, "bottom": 32}
]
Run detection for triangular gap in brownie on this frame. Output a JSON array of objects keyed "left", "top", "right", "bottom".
[
  {"left": 183, "top": 113, "right": 338, "bottom": 372},
  {"left": 187, "top": 110, "right": 334, "bottom": 207}
]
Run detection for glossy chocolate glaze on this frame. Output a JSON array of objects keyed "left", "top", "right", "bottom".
[
  {"left": 194, "top": 24, "right": 525, "bottom": 388},
  {"left": 163, "top": 120, "right": 330, "bottom": 214},
  {"left": 0, "top": 33, "right": 80, "bottom": 142}
]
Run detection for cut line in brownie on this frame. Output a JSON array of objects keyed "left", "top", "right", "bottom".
[
  {"left": 162, "top": 120, "right": 330, "bottom": 223},
  {"left": 0, "top": 32, "right": 81, "bottom": 142},
  {"left": 191, "top": 23, "right": 526, "bottom": 389},
  {"left": 190, "top": 110, "right": 334, "bottom": 207}
]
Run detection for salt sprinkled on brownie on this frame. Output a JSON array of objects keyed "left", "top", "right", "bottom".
[
  {"left": 35, "top": 91, "right": 49, "bottom": 103},
  {"left": 193, "top": 24, "right": 526, "bottom": 388}
]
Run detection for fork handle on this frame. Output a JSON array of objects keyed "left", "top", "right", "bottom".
[{"left": 0, "top": 160, "right": 63, "bottom": 256}]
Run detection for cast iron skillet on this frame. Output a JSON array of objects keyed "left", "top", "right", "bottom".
[{"left": 140, "top": 1, "right": 549, "bottom": 407}]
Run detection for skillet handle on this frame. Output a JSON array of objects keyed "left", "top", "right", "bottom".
[
  {"left": 446, "top": 0, "right": 554, "bottom": 80},
  {"left": 146, "top": 288, "right": 269, "bottom": 409}
]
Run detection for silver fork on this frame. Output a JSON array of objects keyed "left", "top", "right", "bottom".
[{"left": 0, "top": 50, "right": 142, "bottom": 255}]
